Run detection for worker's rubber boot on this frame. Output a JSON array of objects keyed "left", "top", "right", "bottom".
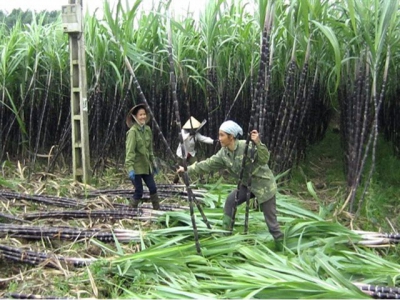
[
  {"left": 274, "top": 237, "right": 284, "bottom": 252},
  {"left": 222, "top": 214, "right": 233, "bottom": 231},
  {"left": 150, "top": 193, "right": 160, "bottom": 210},
  {"left": 131, "top": 198, "right": 141, "bottom": 209}
]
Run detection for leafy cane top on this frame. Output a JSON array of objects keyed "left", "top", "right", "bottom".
[{"left": 187, "top": 140, "right": 277, "bottom": 203}]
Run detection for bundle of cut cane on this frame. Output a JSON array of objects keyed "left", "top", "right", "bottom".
[
  {"left": 0, "top": 212, "right": 27, "bottom": 223},
  {"left": 111, "top": 202, "right": 188, "bottom": 211},
  {"left": 354, "top": 282, "right": 400, "bottom": 299},
  {"left": 1, "top": 189, "right": 191, "bottom": 211},
  {"left": 0, "top": 224, "right": 141, "bottom": 243},
  {"left": 0, "top": 190, "right": 83, "bottom": 208},
  {"left": 6, "top": 293, "right": 73, "bottom": 299},
  {"left": 21, "top": 206, "right": 182, "bottom": 222},
  {"left": 353, "top": 230, "right": 400, "bottom": 246},
  {"left": 86, "top": 185, "right": 207, "bottom": 200},
  {"left": 22, "top": 208, "right": 144, "bottom": 221},
  {"left": 0, "top": 244, "right": 96, "bottom": 268}
]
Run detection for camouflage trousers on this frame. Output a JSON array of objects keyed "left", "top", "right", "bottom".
[{"left": 224, "top": 185, "right": 283, "bottom": 240}]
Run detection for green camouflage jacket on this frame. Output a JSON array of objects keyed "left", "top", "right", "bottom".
[
  {"left": 125, "top": 123, "right": 155, "bottom": 175},
  {"left": 188, "top": 140, "right": 276, "bottom": 203}
]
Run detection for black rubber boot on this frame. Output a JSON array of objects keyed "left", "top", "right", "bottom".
[
  {"left": 150, "top": 193, "right": 160, "bottom": 210},
  {"left": 131, "top": 199, "right": 141, "bottom": 209},
  {"left": 222, "top": 214, "right": 232, "bottom": 230}
]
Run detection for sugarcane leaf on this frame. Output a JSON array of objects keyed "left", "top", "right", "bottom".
[
  {"left": 311, "top": 20, "right": 341, "bottom": 90},
  {"left": 112, "top": 230, "right": 124, "bottom": 255}
]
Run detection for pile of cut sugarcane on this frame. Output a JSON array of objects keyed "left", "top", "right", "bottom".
[{"left": 0, "top": 184, "right": 202, "bottom": 269}]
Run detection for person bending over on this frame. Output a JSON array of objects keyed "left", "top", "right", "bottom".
[{"left": 177, "top": 120, "right": 283, "bottom": 249}]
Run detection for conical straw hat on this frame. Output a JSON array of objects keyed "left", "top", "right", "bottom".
[
  {"left": 125, "top": 103, "right": 150, "bottom": 128},
  {"left": 182, "top": 117, "right": 202, "bottom": 129}
]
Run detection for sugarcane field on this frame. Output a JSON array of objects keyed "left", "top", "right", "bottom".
[{"left": 1, "top": 0, "right": 400, "bottom": 298}]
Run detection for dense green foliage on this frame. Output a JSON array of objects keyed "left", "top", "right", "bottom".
[
  {"left": 0, "top": 1, "right": 398, "bottom": 212},
  {"left": 0, "top": 9, "right": 60, "bottom": 29},
  {"left": 0, "top": 8, "right": 400, "bottom": 299}
]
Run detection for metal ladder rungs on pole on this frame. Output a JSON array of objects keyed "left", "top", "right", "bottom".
[{"left": 62, "top": 0, "right": 91, "bottom": 184}]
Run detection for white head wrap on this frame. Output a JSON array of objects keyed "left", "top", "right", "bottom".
[{"left": 219, "top": 120, "right": 243, "bottom": 138}]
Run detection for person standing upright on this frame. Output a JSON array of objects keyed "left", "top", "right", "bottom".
[{"left": 125, "top": 103, "right": 160, "bottom": 209}]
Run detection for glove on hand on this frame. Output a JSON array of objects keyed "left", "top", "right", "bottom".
[{"left": 129, "top": 170, "right": 136, "bottom": 181}]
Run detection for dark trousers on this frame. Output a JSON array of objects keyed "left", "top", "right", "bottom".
[
  {"left": 224, "top": 185, "right": 283, "bottom": 240},
  {"left": 132, "top": 174, "right": 157, "bottom": 200}
]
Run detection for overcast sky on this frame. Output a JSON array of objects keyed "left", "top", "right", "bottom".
[{"left": 0, "top": 0, "right": 208, "bottom": 17}]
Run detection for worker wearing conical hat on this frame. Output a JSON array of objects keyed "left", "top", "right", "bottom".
[
  {"left": 176, "top": 116, "right": 216, "bottom": 159},
  {"left": 174, "top": 116, "right": 217, "bottom": 183}
]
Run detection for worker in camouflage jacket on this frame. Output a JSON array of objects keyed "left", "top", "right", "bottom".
[
  {"left": 125, "top": 103, "right": 160, "bottom": 210},
  {"left": 177, "top": 120, "right": 283, "bottom": 249}
]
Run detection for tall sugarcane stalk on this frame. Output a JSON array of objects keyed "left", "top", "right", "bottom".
[
  {"left": 286, "top": 50, "right": 314, "bottom": 165},
  {"left": 339, "top": 0, "right": 397, "bottom": 213},
  {"left": 46, "top": 110, "right": 71, "bottom": 173},
  {"left": 348, "top": 59, "right": 367, "bottom": 209},
  {"left": 243, "top": 144, "right": 255, "bottom": 234},
  {"left": 92, "top": 76, "right": 133, "bottom": 174},
  {"left": 230, "top": 5, "right": 273, "bottom": 233},
  {"left": 279, "top": 39, "right": 311, "bottom": 172},
  {"left": 269, "top": 45, "right": 297, "bottom": 173},
  {"left": 356, "top": 49, "right": 390, "bottom": 213},
  {"left": 245, "top": 4, "right": 274, "bottom": 233},
  {"left": 167, "top": 19, "right": 210, "bottom": 255},
  {"left": 257, "top": 3, "right": 273, "bottom": 140},
  {"left": 27, "top": 71, "right": 51, "bottom": 181},
  {"left": 339, "top": 55, "right": 373, "bottom": 213}
]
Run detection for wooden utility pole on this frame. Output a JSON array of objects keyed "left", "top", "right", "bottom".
[{"left": 61, "top": 0, "right": 91, "bottom": 183}]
